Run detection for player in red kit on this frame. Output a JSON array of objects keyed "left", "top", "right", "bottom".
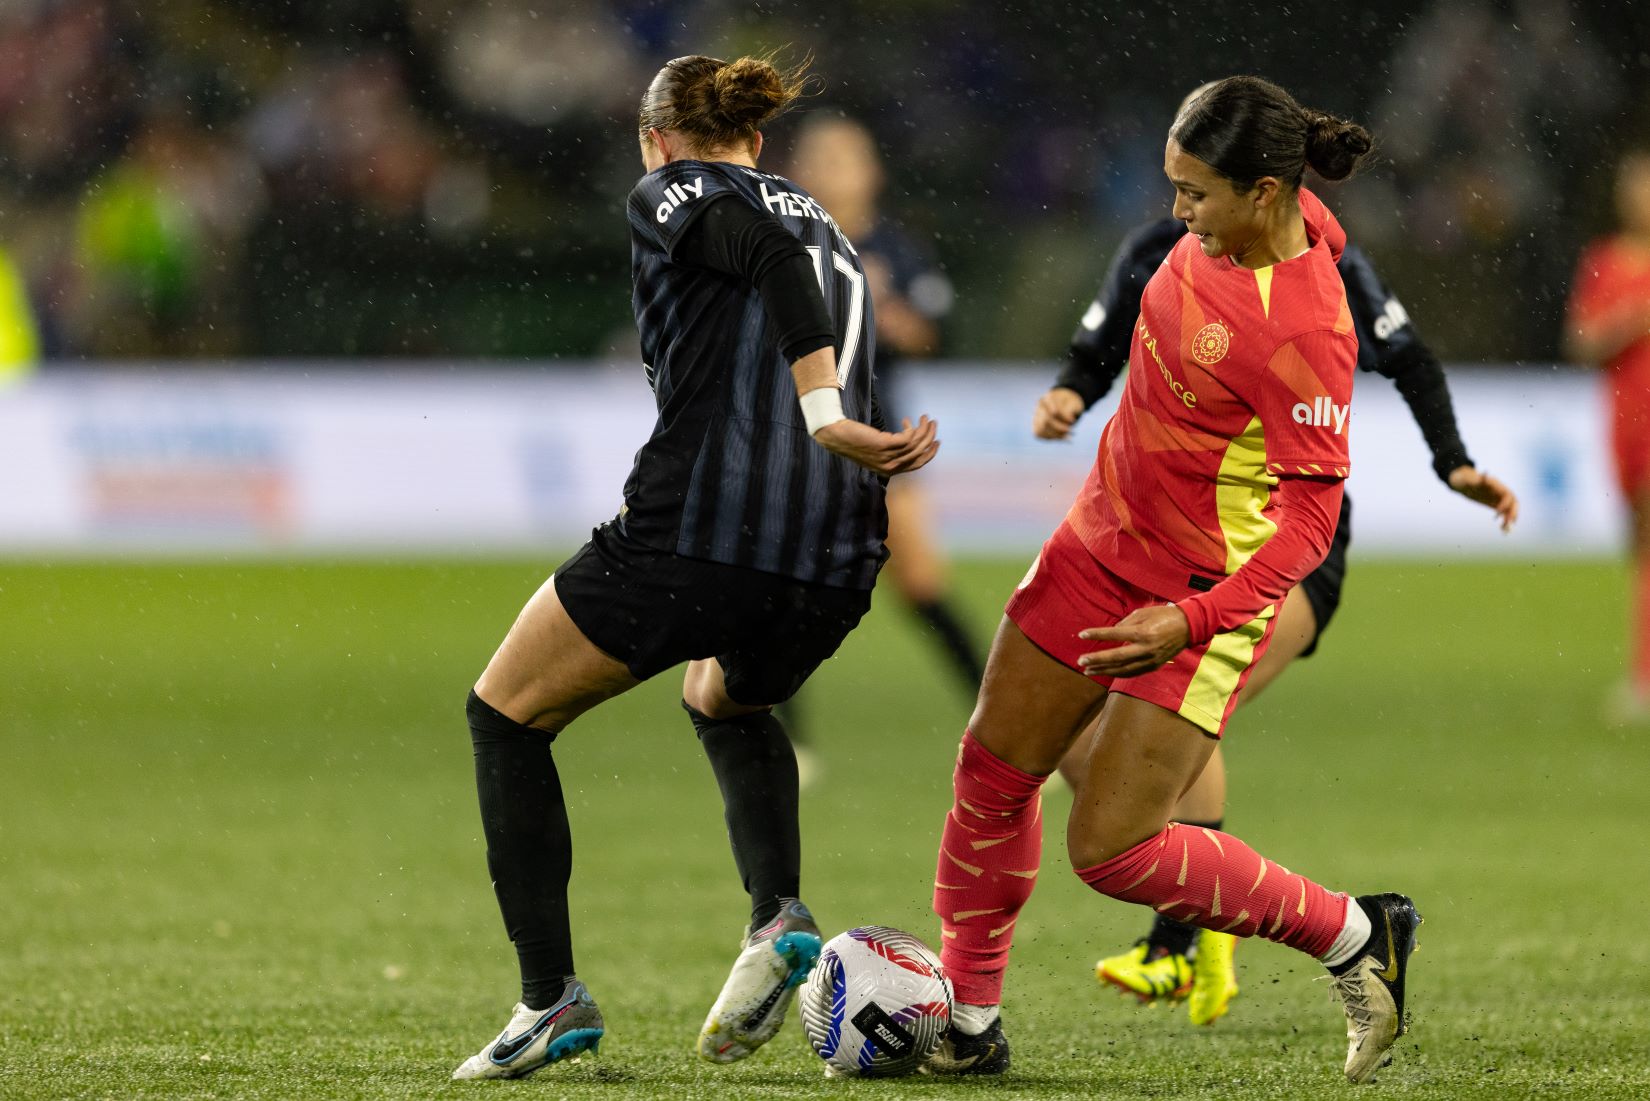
[
  {"left": 1567, "top": 146, "right": 1650, "bottom": 719},
  {"left": 924, "top": 77, "right": 1417, "bottom": 1085}
]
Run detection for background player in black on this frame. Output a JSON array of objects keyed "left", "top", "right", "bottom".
[
  {"left": 780, "top": 114, "right": 983, "bottom": 776},
  {"left": 453, "top": 54, "right": 939, "bottom": 1080},
  {"left": 1033, "top": 90, "right": 1518, "bottom": 1025}
]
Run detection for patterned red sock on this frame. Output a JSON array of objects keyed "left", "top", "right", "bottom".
[
  {"left": 1075, "top": 823, "right": 1350, "bottom": 957},
  {"left": 932, "top": 730, "right": 1044, "bottom": 1006}
]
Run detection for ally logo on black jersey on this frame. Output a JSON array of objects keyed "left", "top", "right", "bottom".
[{"left": 654, "top": 177, "right": 706, "bottom": 223}]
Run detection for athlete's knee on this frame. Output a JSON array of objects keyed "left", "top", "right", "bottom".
[
  {"left": 1071, "top": 827, "right": 1165, "bottom": 899},
  {"left": 466, "top": 687, "right": 566, "bottom": 742},
  {"left": 682, "top": 698, "right": 772, "bottom": 736},
  {"left": 681, "top": 663, "right": 773, "bottom": 720},
  {"left": 682, "top": 691, "right": 763, "bottom": 722},
  {"left": 1064, "top": 799, "right": 1167, "bottom": 871},
  {"left": 950, "top": 730, "right": 1043, "bottom": 818}
]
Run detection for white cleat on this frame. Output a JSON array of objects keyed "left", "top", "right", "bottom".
[
  {"left": 697, "top": 899, "right": 822, "bottom": 1063},
  {"left": 1329, "top": 894, "right": 1421, "bottom": 1084},
  {"left": 452, "top": 981, "right": 603, "bottom": 1080}
]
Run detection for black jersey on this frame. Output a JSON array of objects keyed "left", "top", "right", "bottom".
[
  {"left": 1058, "top": 216, "right": 1473, "bottom": 482},
  {"left": 625, "top": 160, "right": 885, "bottom": 590},
  {"left": 857, "top": 217, "right": 952, "bottom": 419}
]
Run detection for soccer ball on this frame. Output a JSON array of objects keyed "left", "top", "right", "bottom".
[{"left": 797, "top": 925, "right": 953, "bottom": 1077}]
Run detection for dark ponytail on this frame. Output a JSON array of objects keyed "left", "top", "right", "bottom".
[
  {"left": 638, "top": 53, "right": 811, "bottom": 154},
  {"left": 1303, "top": 112, "right": 1374, "bottom": 182},
  {"left": 1172, "top": 76, "right": 1373, "bottom": 191}
]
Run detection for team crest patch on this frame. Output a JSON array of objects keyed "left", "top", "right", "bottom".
[{"left": 1191, "top": 322, "right": 1230, "bottom": 366}]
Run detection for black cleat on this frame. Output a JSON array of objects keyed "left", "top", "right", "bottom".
[
  {"left": 921, "top": 1015, "right": 1011, "bottom": 1076},
  {"left": 1328, "top": 893, "right": 1421, "bottom": 1083}
]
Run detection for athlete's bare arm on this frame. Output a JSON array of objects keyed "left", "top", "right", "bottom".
[
  {"left": 791, "top": 345, "right": 939, "bottom": 475},
  {"left": 1446, "top": 465, "right": 1519, "bottom": 531}
]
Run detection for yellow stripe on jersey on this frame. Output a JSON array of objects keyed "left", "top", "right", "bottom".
[
  {"left": 1178, "top": 607, "right": 1275, "bottom": 733},
  {"left": 1215, "top": 414, "right": 1277, "bottom": 574},
  {"left": 1253, "top": 265, "right": 1275, "bottom": 318}
]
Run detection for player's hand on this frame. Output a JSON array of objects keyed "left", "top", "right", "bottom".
[
  {"left": 1447, "top": 465, "right": 1519, "bottom": 533},
  {"left": 1077, "top": 605, "right": 1190, "bottom": 678},
  {"left": 1033, "top": 387, "right": 1086, "bottom": 440},
  {"left": 814, "top": 415, "right": 940, "bottom": 477}
]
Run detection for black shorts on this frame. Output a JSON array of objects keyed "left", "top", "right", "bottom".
[
  {"left": 552, "top": 521, "right": 873, "bottom": 706},
  {"left": 1297, "top": 492, "right": 1352, "bottom": 657}
]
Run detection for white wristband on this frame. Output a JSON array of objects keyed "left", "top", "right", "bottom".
[{"left": 799, "top": 387, "right": 846, "bottom": 436}]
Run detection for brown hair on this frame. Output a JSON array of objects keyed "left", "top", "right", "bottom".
[
  {"left": 1172, "top": 75, "right": 1374, "bottom": 191},
  {"left": 638, "top": 53, "right": 811, "bottom": 154}
]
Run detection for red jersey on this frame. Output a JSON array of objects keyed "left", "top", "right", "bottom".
[
  {"left": 1567, "top": 237, "right": 1650, "bottom": 493},
  {"left": 1066, "top": 188, "right": 1358, "bottom": 602}
]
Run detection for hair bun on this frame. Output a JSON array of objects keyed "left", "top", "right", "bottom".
[
  {"left": 639, "top": 53, "right": 808, "bottom": 152},
  {"left": 711, "top": 57, "right": 790, "bottom": 129},
  {"left": 1304, "top": 112, "right": 1374, "bottom": 182}
]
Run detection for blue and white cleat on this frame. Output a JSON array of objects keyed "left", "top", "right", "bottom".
[
  {"left": 451, "top": 980, "right": 604, "bottom": 1080},
  {"left": 697, "top": 898, "right": 822, "bottom": 1063}
]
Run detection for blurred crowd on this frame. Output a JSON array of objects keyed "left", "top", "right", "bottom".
[{"left": 0, "top": 0, "right": 1644, "bottom": 365}]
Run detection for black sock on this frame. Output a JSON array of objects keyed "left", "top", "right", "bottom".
[
  {"left": 911, "top": 597, "right": 985, "bottom": 692},
  {"left": 1145, "top": 817, "right": 1225, "bottom": 958},
  {"left": 686, "top": 703, "right": 800, "bottom": 930},
  {"left": 468, "top": 689, "right": 575, "bottom": 1009}
]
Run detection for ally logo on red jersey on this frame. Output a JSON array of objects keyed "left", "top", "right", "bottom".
[{"left": 1292, "top": 396, "right": 1350, "bottom": 434}]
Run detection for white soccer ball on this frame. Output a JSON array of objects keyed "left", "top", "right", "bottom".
[{"left": 797, "top": 925, "right": 953, "bottom": 1077}]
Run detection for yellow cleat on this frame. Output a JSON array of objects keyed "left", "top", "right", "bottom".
[
  {"left": 1096, "top": 941, "right": 1193, "bottom": 1003},
  {"left": 1187, "top": 930, "right": 1239, "bottom": 1025}
]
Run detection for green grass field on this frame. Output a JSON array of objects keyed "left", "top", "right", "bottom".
[{"left": 3, "top": 557, "right": 1648, "bottom": 1100}]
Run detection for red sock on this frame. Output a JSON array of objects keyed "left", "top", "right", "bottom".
[
  {"left": 1075, "top": 823, "right": 1349, "bottom": 958},
  {"left": 932, "top": 730, "right": 1044, "bottom": 1006}
]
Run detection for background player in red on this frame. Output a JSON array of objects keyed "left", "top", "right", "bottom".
[
  {"left": 1038, "top": 86, "right": 1518, "bottom": 1025},
  {"left": 1567, "top": 145, "right": 1650, "bottom": 719},
  {"left": 924, "top": 77, "right": 1418, "bottom": 1085}
]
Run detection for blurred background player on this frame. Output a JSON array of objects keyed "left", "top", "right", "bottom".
[
  {"left": 1035, "top": 85, "right": 1519, "bottom": 1026},
  {"left": 1567, "top": 145, "right": 1650, "bottom": 722},
  {"left": 782, "top": 113, "right": 983, "bottom": 778},
  {"left": 928, "top": 77, "right": 1421, "bottom": 1085},
  {"left": 453, "top": 54, "right": 939, "bottom": 1080}
]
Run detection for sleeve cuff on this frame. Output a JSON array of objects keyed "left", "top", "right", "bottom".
[
  {"left": 1264, "top": 460, "right": 1351, "bottom": 479},
  {"left": 1432, "top": 449, "right": 1474, "bottom": 484},
  {"left": 782, "top": 331, "right": 836, "bottom": 362},
  {"left": 1176, "top": 596, "right": 1214, "bottom": 647}
]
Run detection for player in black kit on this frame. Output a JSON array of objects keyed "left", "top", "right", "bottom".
[
  {"left": 452, "top": 54, "right": 938, "bottom": 1081},
  {"left": 777, "top": 114, "right": 981, "bottom": 781},
  {"left": 1037, "top": 90, "right": 1518, "bottom": 1027}
]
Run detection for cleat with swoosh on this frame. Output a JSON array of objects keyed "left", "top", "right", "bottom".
[
  {"left": 452, "top": 980, "right": 604, "bottom": 1080},
  {"left": 921, "top": 1014, "right": 1011, "bottom": 1076},
  {"left": 1327, "top": 894, "right": 1421, "bottom": 1084}
]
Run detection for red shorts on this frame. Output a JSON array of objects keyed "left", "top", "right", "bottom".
[{"left": 1004, "top": 521, "right": 1279, "bottom": 737}]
